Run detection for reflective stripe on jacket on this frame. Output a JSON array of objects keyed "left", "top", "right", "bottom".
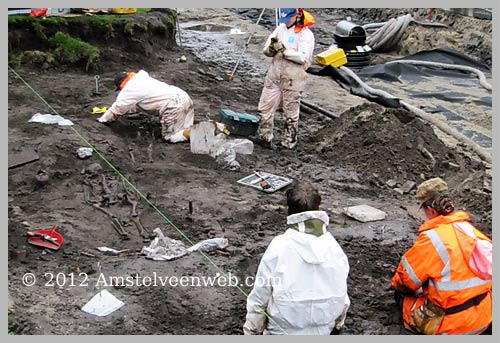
[{"left": 391, "top": 211, "right": 492, "bottom": 334}]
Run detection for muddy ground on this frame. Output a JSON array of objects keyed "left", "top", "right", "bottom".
[{"left": 8, "top": 8, "right": 492, "bottom": 334}]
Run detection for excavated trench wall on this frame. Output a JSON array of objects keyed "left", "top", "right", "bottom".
[{"left": 8, "top": 9, "right": 178, "bottom": 71}]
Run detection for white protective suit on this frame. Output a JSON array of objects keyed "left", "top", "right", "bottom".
[
  {"left": 257, "top": 23, "right": 315, "bottom": 148},
  {"left": 98, "top": 70, "right": 194, "bottom": 143},
  {"left": 243, "top": 210, "right": 350, "bottom": 335}
]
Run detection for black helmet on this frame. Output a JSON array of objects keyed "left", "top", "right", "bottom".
[{"left": 114, "top": 71, "right": 129, "bottom": 91}]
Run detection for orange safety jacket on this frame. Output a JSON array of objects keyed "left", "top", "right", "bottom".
[{"left": 391, "top": 211, "right": 492, "bottom": 334}]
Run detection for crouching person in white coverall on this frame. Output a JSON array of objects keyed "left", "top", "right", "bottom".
[
  {"left": 256, "top": 8, "right": 315, "bottom": 149},
  {"left": 97, "top": 70, "right": 194, "bottom": 143},
  {"left": 243, "top": 181, "right": 350, "bottom": 335}
]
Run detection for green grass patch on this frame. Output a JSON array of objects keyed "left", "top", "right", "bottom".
[{"left": 49, "top": 32, "right": 100, "bottom": 71}]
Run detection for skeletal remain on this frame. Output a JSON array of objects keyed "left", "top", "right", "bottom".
[
  {"left": 101, "top": 174, "right": 119, "bottom": 204},
  {"left": 128, "top": 145, "right": 136, "bottom": 165},
  {"left": 418, "top": 144, "right": 436, "bottom": 168},
  {"left": 122, "top": 178, "right": 149, "bottom": 237},
  {"left": 147, "top": 143, "right": 154, "bottom": 163},
  {"left": 92, "top": 202, "right": 129, "bottom": 238}
]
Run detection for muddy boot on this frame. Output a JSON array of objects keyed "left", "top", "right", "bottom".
[
  {"left": 281, "top": 118, "right": 298, "bottom": 149},
  {"left": 251, "top": 136, "right": 276, "bottom": 150}
]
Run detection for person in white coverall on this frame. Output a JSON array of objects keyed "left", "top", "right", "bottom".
[
  {"left": 243, "top": 181, "right": 350, "bottom": 335},
  {"left": 97, "top": 70, "right": 194, "bottom": 143},
  {"left": 256, "top": 8, "right": 315, "bottom": 149}
]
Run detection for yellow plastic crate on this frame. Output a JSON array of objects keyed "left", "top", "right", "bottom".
[
  {"left": 111, "top": 8, "right": 137, "bottom": 14},
  {"left": 316, "top": 48, "right": 347, "bottom": 67}
]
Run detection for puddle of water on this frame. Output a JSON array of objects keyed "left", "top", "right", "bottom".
[{"left": 184, "top": 23, "right": 245, "bottom": 35}]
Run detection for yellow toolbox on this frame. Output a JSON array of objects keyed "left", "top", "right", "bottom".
[
  {"left": 111, "top": 8, "right": 137, "bottom": 14},
  {"left": 316, "top": 48, "right": 348, "bottom": 67}
]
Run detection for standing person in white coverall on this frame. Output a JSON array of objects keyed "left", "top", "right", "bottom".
[
  {"left": 97, "top": 70, "right": 194, "bottom": 143},
  {"left": 255, "top": 8, "right": 315, "bottom": 149},
  {"left": 243, "top": 181, "right": 350, "bottom": 335}
]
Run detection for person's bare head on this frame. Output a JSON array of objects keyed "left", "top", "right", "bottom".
[{"left": 286, "top": 181, "right": 321, "bottom": 215}]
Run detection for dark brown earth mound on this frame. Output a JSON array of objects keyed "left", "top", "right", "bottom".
[{"left": 309, "top": 102, "right": 491, "bottom": 234}]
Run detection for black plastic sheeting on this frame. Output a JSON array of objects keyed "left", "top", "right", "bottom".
[
  {"left": 308, "top": 48, "right": 491, "bottom": 108},
  {"left": 308, "top": 48, "right": 492, "bottom": 148}
]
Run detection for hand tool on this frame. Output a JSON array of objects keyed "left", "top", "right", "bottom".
[{"left": 254, "top": 171, "right": 273, "bottom": 190}]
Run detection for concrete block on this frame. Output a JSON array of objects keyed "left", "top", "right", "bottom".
[{"left": 343, "top": 204, "right": 387, "bottom": 223}]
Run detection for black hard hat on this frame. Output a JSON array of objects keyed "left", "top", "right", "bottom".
[{"left": 114, "top": 71, "right": 129, "bottom": 91}]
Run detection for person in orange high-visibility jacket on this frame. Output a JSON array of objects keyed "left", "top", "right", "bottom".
[{"left": 391, "top": 177, "right": 492, "bottom": 335}]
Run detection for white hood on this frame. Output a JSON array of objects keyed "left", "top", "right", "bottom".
[
  {"left": 285, "top": 211, "right": 333, "bottom": 264},
  {"left": 244, "top": 210, "right": 350, "bottom": 335}
]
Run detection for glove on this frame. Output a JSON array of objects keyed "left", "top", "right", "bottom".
[
  {"left": 97, "top": 111, "right": 113, "bottom": 123},
  {"left": 274, "top": 41, "right": 286, "bottom": 52},
  {"left": 270, "top": 37, "right": 286, "bottom": 53},
  {"left": 92, "top": 106, "right": 107, "bottom": 114},
  {"left": 168, "top": 130, "right": 189, "bottom": 143}
]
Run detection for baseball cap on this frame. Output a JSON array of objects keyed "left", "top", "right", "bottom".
[
  {"left": 278, "top": 8, "right": 298, "bottom": 24},
  {"left": 114, "top": 71, "right": 129, "bottom": 91},
  {"left": 416, "top": 177, "right": 448, "bottom": 208}
]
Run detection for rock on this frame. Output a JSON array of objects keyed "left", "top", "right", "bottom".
[
  {"left": 82, "top": 163, "right": 103, "bottom": 176},
  {"left": 386, "top": 179, "right": 397, "bottom": 188},
  {"left": 197, "top": 68, "right": 206, "bottom": 75},
  {"left": 483, "top": 179, "right": 492, "bottom": 193},
  {"left": 205, "top": 71, "right": 217, "bottom": 78},
  {"left": 215, "top": 76, "right": 224, "bottom": 81},
  {"left": 22, "top": 221, "right": 31, "bottom": 227},
  {"left": 34, "top": 169, "right": 49, "bottom": 185},
  {"left": 345, "top": 318, "right": 354, "bottom": 326},
  {"left": 11, "top": 206, "right": 24, "bottom": 217},
  {"left": 401, "top": 181, "right": 416, "bottom": 193},
  {"left": 179, "top": 55, "right": 187, "bottom": 63},
  {"left": 393, "top": 188, "right": 404, "bottom": 195}
]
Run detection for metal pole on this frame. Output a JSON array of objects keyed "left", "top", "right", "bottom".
[
  {"left": 276, "top": 8, "right": 279, "bottom": 27},
  {"left": 228, "top": 8, "right": 267, "bottom": 81}
]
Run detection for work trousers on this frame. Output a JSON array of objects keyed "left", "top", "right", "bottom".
[
  {"left": 257, "top": 76, "right": 302, "bottom": 149},
  {"left": 159, "top": 92, "right": 194, "bottom": 142}
]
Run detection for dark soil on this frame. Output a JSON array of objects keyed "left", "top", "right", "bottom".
[{"left": 8, "top": 8, "right": 491, "bottom": 335}]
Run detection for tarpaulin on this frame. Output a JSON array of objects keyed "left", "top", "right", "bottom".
[{"left": 308, "top": 48, "right": 492, "bottom": 149}]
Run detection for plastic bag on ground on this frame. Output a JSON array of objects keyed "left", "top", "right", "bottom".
[
  {"left": 187, "top": 237, "right": 229, "bottom": 253},
  {"left": 29, "top": 113, "right": 74, "bottom": 126},
  {"left": 141, "top": 228, "right": 228, "bottom": 261},
  {"left": 190, "top": 121, "right": 253, "bottom": 171},
  {"left": 141, "top": 228, "right": 188, "bottom": 261},
  {"left": 77, "top": 147, "right": 93, "bottom": 159}
]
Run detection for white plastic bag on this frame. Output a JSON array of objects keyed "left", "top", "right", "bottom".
[
  {"left": 187, "top": 237, "right": 229, "bottom": 253},
  {"left": 190, "top": 121, "right": 253, "bottom": 171},
  {"left": 142, "top": 228, "right": 228, "bottom": 261},
  {"left": 77, "top": 147, "right": 93, "bottom": 159},
  {"left": 29, "top": 113, "right": 74, "bottom": 126}
]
